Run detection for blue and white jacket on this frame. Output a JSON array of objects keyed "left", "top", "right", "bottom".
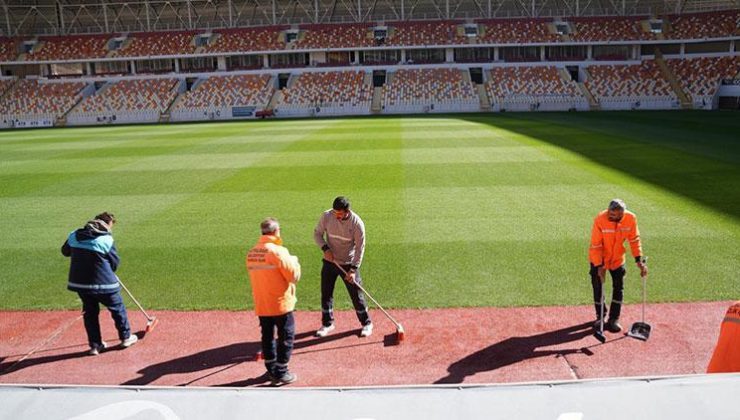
[{"left": 62, "top": 226, "right": 120, "bottom": 294}]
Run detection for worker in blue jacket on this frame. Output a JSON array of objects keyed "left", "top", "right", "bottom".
[{"left": 62, "top": 212, "right": 137, "bottom": 355}]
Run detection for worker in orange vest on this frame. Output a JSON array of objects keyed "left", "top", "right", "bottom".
[
  {"left": 246, "top": 218, "right": 301, "bottom": 386},
  {"left": 589, "top": 199, "right": 648, "bottom": 333},
  {"left": 707, "top": 301, "right": 740, "bottom": 373}
]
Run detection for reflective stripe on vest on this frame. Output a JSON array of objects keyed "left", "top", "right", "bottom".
[
  {"left": 68, "top": 281, "right": 120, "bottom": 290},
  {"left": 248, "top": 264, "right": 278, "bottom": 270}
]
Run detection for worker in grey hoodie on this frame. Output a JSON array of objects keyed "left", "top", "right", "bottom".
[{"left": 313, "top": 196, "right": 373, "bottom": 338}]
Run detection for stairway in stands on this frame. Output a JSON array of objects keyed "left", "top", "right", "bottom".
[
  {"left": 654, "top": 50, "right": 692, "bottom": 109},
  {"left": 576, "top": 68, "right": 600, "bottom": 110}
]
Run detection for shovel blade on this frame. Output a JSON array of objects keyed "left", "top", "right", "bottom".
[
  {"left": 593, "top": 331, "right": 606, "bottom": 343},
  {"left": 627, "top": 322, "right": 652, "bottom": 341}
]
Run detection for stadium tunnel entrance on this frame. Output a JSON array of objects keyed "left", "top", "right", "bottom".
[
  {"left": 469, "top": 68, "right": 484, "bottom": 84},
  {"left": 372, "top": 70, "right": 386, "bottom": 87}
]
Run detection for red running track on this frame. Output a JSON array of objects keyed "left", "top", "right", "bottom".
[{"left": 0, "top": 302, "right": 728, "bottom": 387}]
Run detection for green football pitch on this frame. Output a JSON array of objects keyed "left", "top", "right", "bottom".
[{"left": 0, "top": 111, "right": 738, "bottom": 310}]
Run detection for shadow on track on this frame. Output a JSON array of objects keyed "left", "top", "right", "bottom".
[
  {"left": 123, "top": 329, "right": 362, "bottom": 386},
  {"left": 0, "top": 331, "right": 145, "bottom": 377},
  {"left": 435, "top": 322, "right": 593, "bottom": 384}
]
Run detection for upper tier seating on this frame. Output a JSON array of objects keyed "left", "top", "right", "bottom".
[
  {"left": 385, "top": 21, "right": 465, "bottom": 46},
  {"left": 569, "top": 16, "right": 652, "bottom": 41},
  {"left": 28, "top": 35, "right": 110, "bottom": 61},
  {"left": 72, "top": 78, "right": 178, "bottom": 114},
  {"left": 476, "top": 18, "right": 560, "bottom": 44},
  {"left": 281, "top": 71, "right": 371, "bottom": 107},
  {"left": 206, "top": 27, "right": 288, "bottom": 53},
  {"left": 175, "top": 74, "right": 273, "bottom": 109},
  {"left": 0, "top": 80, "right": 86, "bottom": 117},
  {"left": 113, "top": 31, "right": 197, "bottom": 57},
  {"left": 296, "top": 23, "right": 375, "bottom": 49},
  {"left": 0, "top": 38, "right": 19, "bottom": 61},
  {"left": 665, "top": 10, "right": 739, "bottom": 40}
]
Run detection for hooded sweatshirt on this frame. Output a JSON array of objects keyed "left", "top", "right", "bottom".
[{"left": 62, "top": 220, "right": 120, "bottom": 294}]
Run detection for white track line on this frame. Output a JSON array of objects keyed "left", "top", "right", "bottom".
[{"left": 1, "top": 314, "right": 83, "bottom": 375}]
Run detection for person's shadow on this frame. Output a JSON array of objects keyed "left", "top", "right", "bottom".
[
  {"left": 123, "top": 329, "right": 362, "bottom": 386},
  {"left": 0, "top": 351, "right": 89, "bottom": 376},
  {"left": 435, "top": 322, "right": 593, "bottom": 384},
  {"left": 0, "top": 332, "right": 144, "bottom": 377}
]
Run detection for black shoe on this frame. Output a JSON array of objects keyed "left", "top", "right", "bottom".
[
  {"left": 265, "top": 370, "right": 276, "bottom": 383},
  {"left": 606, "top": 319, "right": 622, "bottom": 333},
  {"left": 272, "top": 371, "right": 297, "bottom": 386}
]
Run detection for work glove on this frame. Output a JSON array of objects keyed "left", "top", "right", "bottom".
[
  {"left": 323, "top": 249, "right": 334, "bottom": 262},
  {"left": 344, "top": 271, "right": 356, "bottom": 285},
  {"left": 637, "top": 262, "right": 648, "bottom": 277},
  {"left": 596, "top": 265, "right": 606, "bottom": 283}
]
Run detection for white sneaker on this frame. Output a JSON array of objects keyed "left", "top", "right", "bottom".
[
  {"left": 88, "top": 341, "right": 107, "bottom": 356},
  {"left": 315, "top": 324, "right": 335, "bottom": 337},
  {"left": 360, "top": 323, "right": 373, "bottom": 337},
  {"left": 121, "top": 334, "right": 138, "bottom": 348}
]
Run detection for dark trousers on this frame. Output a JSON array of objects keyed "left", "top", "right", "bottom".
[
  {"left": 259, "top": 312, "right": 295, "bottom": 377},
  {"left": 78, "top": 291, "right": 131, "bottom": 347},
  {"left": 590, "top": 264, "right": 625, "bottom": 321},
  {"left": 320, "top": 259, "right": 371, "bottom": 327}
]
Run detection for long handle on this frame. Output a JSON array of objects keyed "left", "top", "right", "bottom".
[
  {"left": 331, "top": 261, "right": 402, "bottom": 329},
  {"left": 641, "top": 273, "right": 647, "bottom": 323},
  {"left": 117, "top": 276, "right": 153, "bottom": 322},
  {"left": 600, "top": 279, "right": 605, "bottom": 334}
]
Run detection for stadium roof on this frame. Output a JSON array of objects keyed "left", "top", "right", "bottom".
[{"left": 0, "top": 0, "right": 737, "bottom": 36}]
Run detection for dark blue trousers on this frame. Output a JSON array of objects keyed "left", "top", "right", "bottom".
[
  {"left": 78, "top": 291, "right": 131, "bottom": 347},
  {"left": 259, "top": 312, "right": 295, "bottom": 377}
]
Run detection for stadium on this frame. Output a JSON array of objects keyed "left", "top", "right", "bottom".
[{"left": 0, "top": 0, "right": 739, "bottom": 418}]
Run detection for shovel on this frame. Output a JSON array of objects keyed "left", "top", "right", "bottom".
[{"left": 627, "top": 271, "right": 652, "bottom": 341}]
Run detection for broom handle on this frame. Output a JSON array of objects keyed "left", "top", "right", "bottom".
[
  {"left": 332, "top": 261, "right": 402, "bottom": 329},
  {"left": 117, "top": 276, "right": 153, "bottom": 322},
  {"left": 600, "top": 277, "right": 605, "bottom": 334},
  {"left": 641, "top": 273, "right": 647, "bottom": 323}
]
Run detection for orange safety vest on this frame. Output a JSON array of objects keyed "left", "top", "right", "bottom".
[
  {"left": 246, "top": 235, "right": 301, "bottom": 317},
  {"left": 707, "top": 301, "right": 740, "bottom": 373},
  {"left": 589, "top": 210, "right": 643, "bottom": 271}
]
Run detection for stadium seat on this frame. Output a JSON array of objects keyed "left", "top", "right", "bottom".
[
  {"left": 385, "top": 21, "right": 465, "bottom": 46},
  {"left": 28, "top": 35, "right": 111, "bottom": 61},
  {"left": 585, "top": 61, "right": 677, "bottom": 108},
  {"left": 174, "top": 74, "right": 274, "bottom": 110},
  {"left": 70, "top": 78, "right": 179, "bottom": 116},
  {"left": 279, "top": 71, "right": 372, "bottom": 113},
  {"left": 0, "top": 80, "right": 86, "bottom": 119},
  {"left": 665, "top": 10, "right": 739, "bottom": 40},
  {"left": 206, "top": 26, "right": 288, "bottom": 53},
  {"left": 0, "top": 37, "right": 20, "bottom": 61},
  {"left": 295, "top": 23, "right": 375, "bottom": 49},
  {"left": 570, "top": 16, "right": 652, "bottom": 42},
  {"left": 0, "top": 79, "right": 15, "bottom": 97},
  {"left": 485, "top": 66, "right": 586, "bottom": 110},
  {"left": 113, "top": 31, "right": 198, "bottom": 57},
  {"left": 476, "top": 18, "right": 559, "bottom": 44},
  {"left": 667, "top": 56, "right": 740, "bottom": 106},
  {"left": 382, "top": 68, "right": 478, "bottom": 111}
]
